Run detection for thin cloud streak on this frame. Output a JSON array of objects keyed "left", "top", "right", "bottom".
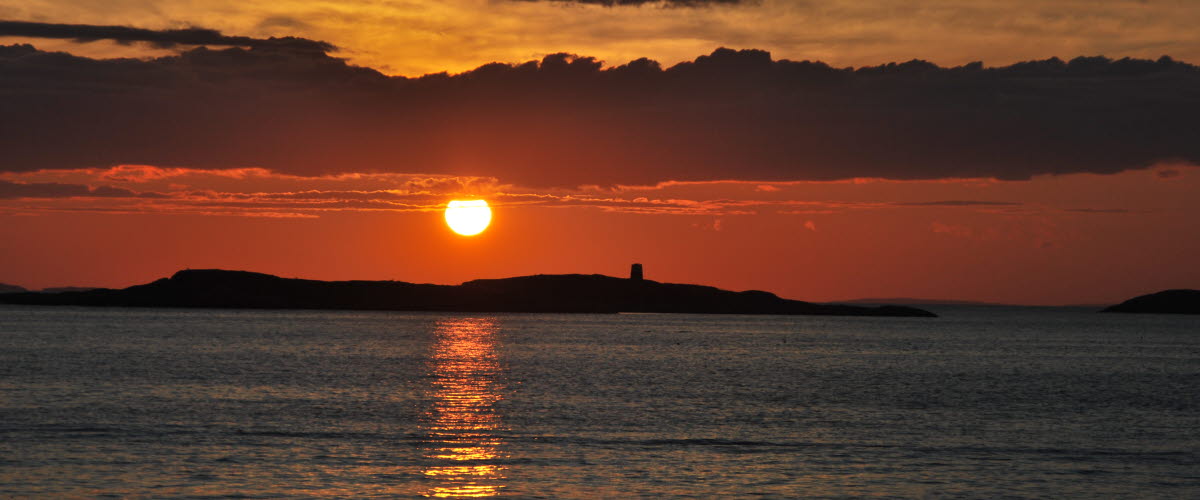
[
  {"left": 3, "top": 165, "right": 1194, "bottom": 219},
  {"left": 0, "top": 183, "right": 1029, "bottom": 217},
  {"left": 0, "top": 20, "right": 333, "bottom": 52}
]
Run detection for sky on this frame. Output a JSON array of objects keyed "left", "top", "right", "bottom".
[{"left": 1, "top": 1, "right": 1198, "bottom": 305}]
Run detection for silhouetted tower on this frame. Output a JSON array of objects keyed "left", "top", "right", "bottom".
[{"left": 630, "top": 263, "right": 643, "bottom": 281}]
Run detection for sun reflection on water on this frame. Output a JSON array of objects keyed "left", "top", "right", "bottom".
[{"left": 420, "top": 317, "right": 508, "bottom": 498}]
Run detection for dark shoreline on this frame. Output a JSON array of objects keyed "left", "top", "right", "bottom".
[
  {"left": 0, "top": 269, "right": 938, "bottom": 318},
  {"left": 1101, "top": 289, "right": 1200, "bottom": 315}
]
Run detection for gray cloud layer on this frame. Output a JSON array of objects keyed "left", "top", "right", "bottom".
[{"left": 2, "top": 21, "right": 1198, "bottom": 186}]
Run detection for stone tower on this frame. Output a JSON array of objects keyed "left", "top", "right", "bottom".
[{"left": 630, "top": 263, "right": 643, "bottom": 281}]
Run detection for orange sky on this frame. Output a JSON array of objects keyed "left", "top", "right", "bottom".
[
  {"left": 1, "top": 2, "right": 1199, "bottom": 305},
  {"left": 2, "top": 165, "right": 1197, "bottom": 305}
]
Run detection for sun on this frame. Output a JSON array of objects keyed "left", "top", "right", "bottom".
[{"left": 444, "top": 200, "right": 492, "bottom": 236}]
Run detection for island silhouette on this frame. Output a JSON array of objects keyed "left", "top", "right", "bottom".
[
  {"left": 0, "top": 282, "right": 27, "bottom": 294},
  {"left": 0, "top": 268, "right": 938, "bottom": 317},
  {"left": 1101, "top": 289, "right": 1200, "bottom": 314}
]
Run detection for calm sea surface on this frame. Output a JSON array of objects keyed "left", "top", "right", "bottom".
[{"left": 1, "top": 305, "right": 1197, "bottom": 498}]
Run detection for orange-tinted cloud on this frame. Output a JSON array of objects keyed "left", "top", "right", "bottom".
[{"left": 3, "top": 165, "right": 1193, "bottom": 221}]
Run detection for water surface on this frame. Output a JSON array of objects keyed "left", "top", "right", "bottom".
[{"left": 1, "top": 305, "right": 1197, "bottom": 497}]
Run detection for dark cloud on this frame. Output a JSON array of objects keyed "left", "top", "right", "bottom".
[
  {"left": 1, "top": 30, "right": 1199, "bottom": 187},
  {"left": 0, "top": 180, "right": 147, "bottom": 199},
  {"left": 0, "top": 20, "right": 333, "bottom": 52}
]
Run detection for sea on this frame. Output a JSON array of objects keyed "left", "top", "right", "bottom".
[{"left": 1, "top": 304, "right": 1197, "bottom": 498}]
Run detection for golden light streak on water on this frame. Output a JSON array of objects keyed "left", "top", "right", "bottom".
[{"left": 420, "top": 317, "right": 508, "bottom": 498}]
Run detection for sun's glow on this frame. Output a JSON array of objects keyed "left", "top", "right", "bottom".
[
  {"left": 445, "top": 200, "right": 492, "bottom": 236},
  {"left": 421, "top": 318, "right": 508, "bottom": 497}
]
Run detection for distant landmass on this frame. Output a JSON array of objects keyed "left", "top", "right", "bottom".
[
  {"left": 0, "top": 282, "right": 27, "bottom": 294},
  {"left": 0, "top": 269, "right": 936, "bottom": 317},
  {"left": 1101, "top": 289, "right": 1200, "bottom": 314},
  {"left": 0, "top": 284, "right": 100, "bottom": 294},
  {"left": 837, "top": 297, "right": 1004, "bottom": 306},
  {"left": 38, "top": 287, "right": 101, "bottom": 294}
]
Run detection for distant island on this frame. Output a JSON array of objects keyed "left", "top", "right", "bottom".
[
  {"left": 0, "top": 282, "right": 27, "bottom": 294},
  {"left": 0, "top": 268, "right": 937, "bottom": 317},
  {"left": 837, "top": 297, "right": 1004, "bottom": 306},
  {"left": 39, "top": 286, "right": 101, "bottom": 294},
  {"left": 0, "top": 283, "right": 99, "bottom": 294},
  {"left": 1101, "top": 289, "right": 1200, "bottom": 315}
]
